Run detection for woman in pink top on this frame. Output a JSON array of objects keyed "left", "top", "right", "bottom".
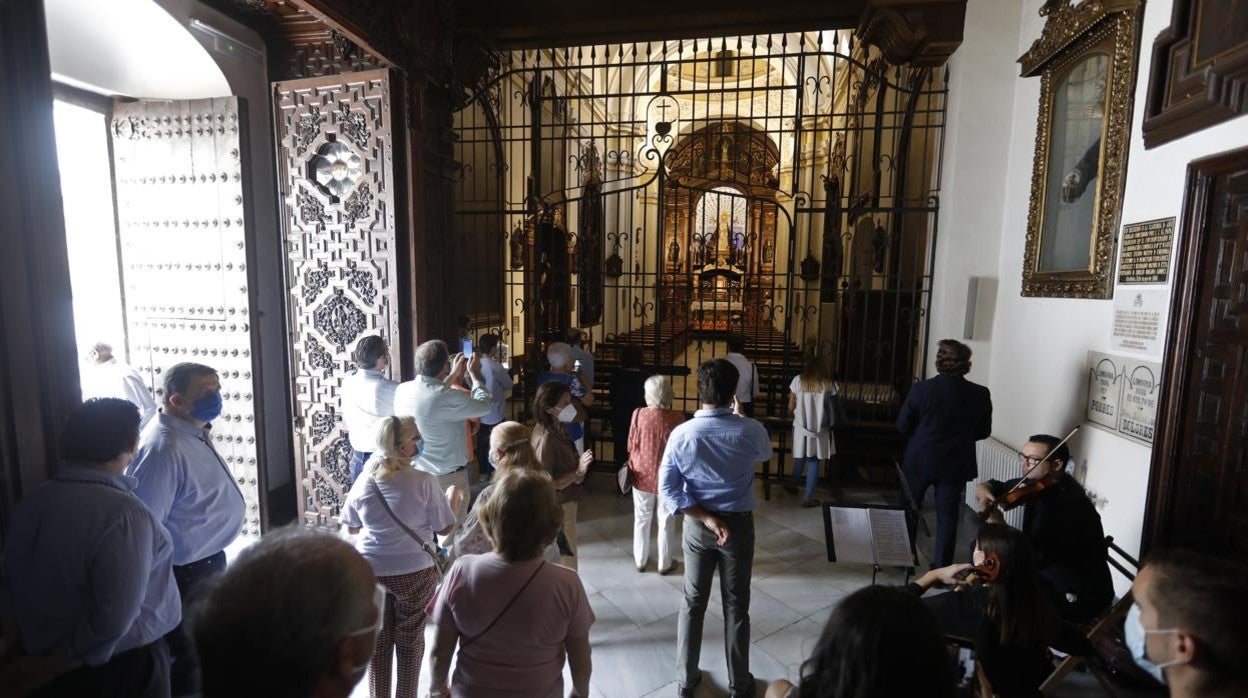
[
  {"left": 626, "top": 374, "right": 686, "bottom": 573},
  {"left": 428, "top": 469, "right": 594, "bottom": 698}
]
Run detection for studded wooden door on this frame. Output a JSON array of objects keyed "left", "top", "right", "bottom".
[
  {"left": 1147, "top": 148, "right": 1248, "bottom": 561},
  {"left": 274, "top": 70, "right": 401, "bottom": 527},
  {"left": 111, "top": 97, "right": 265, "bottom": 538}
]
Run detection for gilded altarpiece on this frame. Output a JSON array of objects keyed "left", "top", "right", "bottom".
[{"left": 274, "top": 70, "right": 401, "bottom": 526}]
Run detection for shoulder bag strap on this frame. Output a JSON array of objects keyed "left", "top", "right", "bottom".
[
  {"left": 461, "top": 561, "right": 546, "bottom": 647},
  {"left": 368, "top": 477, "right": 444, "bottom": 579}
]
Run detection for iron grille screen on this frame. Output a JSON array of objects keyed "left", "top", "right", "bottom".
[{"left": 450, "top": 32, "right": 947, "bottom": 465}]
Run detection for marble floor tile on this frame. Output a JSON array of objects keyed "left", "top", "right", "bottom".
[
  {"left": 602, "top": 572, "right": 686, "bottom": 627},
  {"left": 704, "top": 585, "right": 804, "bottom": 639},
  {"left": 753, "top": 528, "right": 827, "bottom": 566},
  {"left": 589, "top": 591, "right": 643, "bottom": 641},
  {"left": 751, "top": 618, "right": 826, "bottom": 678}
]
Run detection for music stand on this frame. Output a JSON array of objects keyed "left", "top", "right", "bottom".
[{"left": 822, "top": 502, "right": 919, "bottom": 584}]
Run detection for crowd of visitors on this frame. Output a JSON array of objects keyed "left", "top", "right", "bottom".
[{"left": 4, "top": 332, "right": 1247, "bottom": 698}]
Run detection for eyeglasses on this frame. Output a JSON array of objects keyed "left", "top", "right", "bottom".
[{"left": 1017, "top": 453, "right": 1050, "bottom": 467}]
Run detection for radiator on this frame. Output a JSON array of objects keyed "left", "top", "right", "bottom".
[{"left": 968, "top": 437, "right": 1024, "bottom": 529}]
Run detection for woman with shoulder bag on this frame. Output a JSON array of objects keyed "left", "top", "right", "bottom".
[
  {"left": 340, "top": 416, "right": 461, "bottom": 698},
  {"left": 428, "top": 469, "right": 595, "bottom": 698},
  {"left": 531, "top": 381, "right": 592, "bottom": 570},
  {"left": 626, "top": 374, "right": 686, "bottom": 573},
  {"left": 786, "top": 353, "right": 839, "bottom": 508}
]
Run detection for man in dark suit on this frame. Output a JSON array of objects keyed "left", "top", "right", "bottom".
[{"left": 897, "top": 339, "right": 992, "bottom": 567}]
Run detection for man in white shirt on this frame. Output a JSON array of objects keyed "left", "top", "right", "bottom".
[
  {"left": 566, "top": 327, "right": 595, "bottom": 389},
  {"left": 724, "top": 334, "right": 760, "bottom": 417},
  {"left": 393, "top": 340, "right": 491, "bottom": 533},
  {"left": 475, "top": 333, "right": 513, "bottom": 481},
  {"left": 341, "top": 335, "right": 398, "bottom": 484},
  {"left": 81, "top": 342, "right": 158, "bottom": 427}
]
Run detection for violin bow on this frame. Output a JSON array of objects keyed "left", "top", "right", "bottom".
[{"left": 996, "top": 424, "right": 1081, "bottom": 501}]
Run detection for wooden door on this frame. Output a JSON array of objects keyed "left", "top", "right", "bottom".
[
  {"left": 111, "top": 97, "right": 265, "bottom": 538},
  {"left": 1146, "top": 147, "right": 1248, "bottom": 561},
  {"left": 274, "top": 70, "right": 403, "bottom": 527}
]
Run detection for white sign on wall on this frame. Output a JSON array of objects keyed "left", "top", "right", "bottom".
[
  {"left": 1084, "top": 350, "right": 1161, "bottom": 445},
  {"left": 1110, "top": 288, "right": 1169, "bottom": 356},
  {"left": 1086, "top": 351, "right": 1122, "bottom": 430}
]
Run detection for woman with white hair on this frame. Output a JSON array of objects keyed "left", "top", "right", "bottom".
[
  {"left": 535, "top": 341, "right": 592, "bottom": 452},
  {"left": 625, "top": 374, "right": 686, "bottom": 573},
  {"left": 340, "top": 416, "right": 461, "bottom": 698}
]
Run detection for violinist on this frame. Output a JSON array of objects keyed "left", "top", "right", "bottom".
[
  {"left": 973, "top": 434, "right": 1113, "bottom": 623},
  {"left": 907, "top": 524, "right": 1083, "bottom": 698}
]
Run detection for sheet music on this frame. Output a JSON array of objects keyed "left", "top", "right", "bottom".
[
  {"left": 829, "top": 507, "right": 875, "bottom": 564},
  {"left": 868, "top": 508, "right": 914, "bottom": 567}
]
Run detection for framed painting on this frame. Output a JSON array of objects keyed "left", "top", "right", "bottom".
[
  {"left": 1142, "top": 0, "right": 1248, "bottom": 148},
  {"left": 1018, "top": 0, "right": 1143, "bottom": 299}
]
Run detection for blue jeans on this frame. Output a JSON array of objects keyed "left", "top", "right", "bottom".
[
  {"left": 349, "top": 448, "right": 372, "bottom": 486},
  {"left": 791, "top": 457, "right": 819, "bottom": 501}
]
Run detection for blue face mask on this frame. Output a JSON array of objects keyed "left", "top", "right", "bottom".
[
  {"left": 190, "top": 391, "right": 223, "bottom": 424},
  {"left": 1125, "top": 603, "right": 1177, "bottom": 684}
]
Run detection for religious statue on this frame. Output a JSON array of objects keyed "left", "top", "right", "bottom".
[
  {"left": 762, "top": 239, "right": 774, "bottom": 265},
  {"left": 667, "top": 236, "right": 680, "bottom": 265},
  {"left": 509, "top": 224, "right": 525, "bottom": 269}
]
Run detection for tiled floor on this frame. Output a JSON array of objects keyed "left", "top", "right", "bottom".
[{"left": 352, "top": 472, "right": 1136, "bottom": 697}]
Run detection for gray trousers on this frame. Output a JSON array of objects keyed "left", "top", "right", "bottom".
[{"left": 676, "top": 511, "right": 755, "bottom": 695}]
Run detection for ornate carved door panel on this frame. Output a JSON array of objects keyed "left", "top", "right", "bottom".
[
  {"left": 274, "top": 70, "right": 401, "bottom": 527},
  {"left": 1146, "top": 147, "right": 1248, "bottom": 561},
  {"left": 111, "top": 97, "right": 264, "bottom": 537}
]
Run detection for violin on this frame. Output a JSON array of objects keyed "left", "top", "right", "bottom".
[
  {"left": 978, "top": 425, "right": 1080, "bottom": 522},
  {"left": 953, "top": 552, "right": 1001, "bottom": 586},
  {"left": 979, "top": 473, "right": 1061, "bottom": 520}
]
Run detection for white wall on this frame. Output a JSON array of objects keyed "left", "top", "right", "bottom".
[
  {"left": 933, "top": 0, "right": 1248, "bottom": 592},
  {"left": 45, "top": 0, "right": 229, "bottom": 98}
]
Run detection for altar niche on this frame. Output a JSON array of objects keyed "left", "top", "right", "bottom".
[
  {"left": 663, "top": 122, "right": 782, "bottom": 335},
  {"left": 449, "top": 35, "right": 948, "bottom": 473}
]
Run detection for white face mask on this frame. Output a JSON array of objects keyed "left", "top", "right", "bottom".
[
  {"left": 1125, "top": 602, "right": 1178, "bottom": 684},
  {"left": 556, "top": 403, "right": 578, "bottom": 423}
]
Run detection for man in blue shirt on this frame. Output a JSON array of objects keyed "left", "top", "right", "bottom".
[
  {"left": 475, "top": 333, "right": 514, "bottom": 481},
  {"left": 127, "top": 362, "right": 246, "bottom": 696},
  {"left": 2, "top": 398, "right": 180, "bottom": 697},
  {"left": 660, "top": 358, "right": 773, "bottom": 698}
]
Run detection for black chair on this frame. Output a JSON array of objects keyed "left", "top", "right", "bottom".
[{"left": 1038, "top": 536, "right": 1141, "bottom": 696}]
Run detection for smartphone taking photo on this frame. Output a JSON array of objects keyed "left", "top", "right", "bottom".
[{"left": 461, "top": 339, "right": 474, "bottom": 356}]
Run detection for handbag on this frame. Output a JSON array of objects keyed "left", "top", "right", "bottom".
[
  {"left": 368, "top": 477, "right": 449, "bottom": 582},
  {"left": 617, "top": 408, "right": 639, "bottom": 494},
  {"left": 617, "top": 463, "right": 634, "bottom": 494}
]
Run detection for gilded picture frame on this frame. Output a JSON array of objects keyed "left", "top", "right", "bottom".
[{"left": 1019, "top": 0, "right": 1142, "bottom": 299}]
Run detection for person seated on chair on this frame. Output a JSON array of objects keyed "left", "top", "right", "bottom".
[
  {"left": 973, "top": 434, "right": 1113, "bottom": 623},
  {"left": 909, "top": 523, "right": 1084, "bottom": 698},
  {"left": 765, "top": 585, "right": 957, "bottom": 698},
  {"left": 1128, "top": 549, "right": 1248, "bottom": 698}
]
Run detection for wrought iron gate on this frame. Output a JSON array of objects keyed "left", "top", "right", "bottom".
[
  {"left": 274, "top": 70, "right": 403, "bottom": 526},
  {"left": 450, "top": 34, "right": 947, "bottom": 465}
]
